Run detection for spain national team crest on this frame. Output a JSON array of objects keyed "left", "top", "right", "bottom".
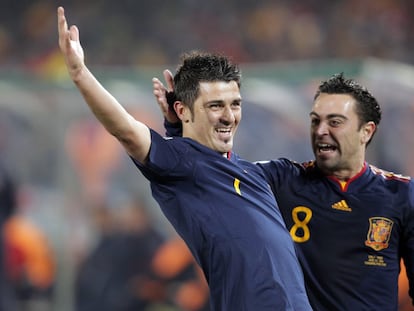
[{"left": 365, "top": 217, "right": 393, "bottom": 251}]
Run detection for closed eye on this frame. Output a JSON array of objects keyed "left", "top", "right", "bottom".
[
  {"left": 231, "top": 100, "right": 242, "bottom": 109},
  {"left": 207, "top": 103, "right": 223, "bottom": 111}
]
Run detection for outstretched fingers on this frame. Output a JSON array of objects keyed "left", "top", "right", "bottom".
[
  {"left": 163, "top": 69, "right": 174, "bottom": 92},
  {"left": 152, "top": 72, "right": 179, "bottom": 123},
  {"left": 69, "top": 25, "right": 80, "bottom": 42},
  {"left": 152, "top": 77, "right": 169, "bottom": 115},
  {"left": 57, "top": 6, "right": 85, "bottom": 75},
  {"left": 57, "top": 6, "right": 80, "bottom": 50},
  {"left": 57, "top": 7, "right": 72, "bottom": 53},
  {"left": 57, "top": 7, "right": 68, "bottom": 46}
]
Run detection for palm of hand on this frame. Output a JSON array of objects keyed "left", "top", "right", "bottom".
[{"left": 64, "top": 26, "right": 85, "bottom": 73}]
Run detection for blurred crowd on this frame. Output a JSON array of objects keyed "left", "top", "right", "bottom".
[
  {"left": 0, "top": 161, "right": 210, "bottom": 311},
  {"left": 0, "top": 0, "right": 413, "bottom": 69}
]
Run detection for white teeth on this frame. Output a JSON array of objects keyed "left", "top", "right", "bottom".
[{"left": 317, "top": 143, "right": 336, "bottom": 151}]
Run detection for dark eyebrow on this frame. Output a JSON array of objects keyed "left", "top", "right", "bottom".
[
  {"left": 204, "top": 96, "right": 242, "bottom": 106},
  {"left": 232, "top": 98, "right": 242, "bottom": 104},
  {"left": 309, "top": 111, "right": 347, "bottom": 120}
]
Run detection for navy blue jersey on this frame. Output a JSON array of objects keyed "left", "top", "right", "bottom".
[
  {"left": 257, "top": 158, "right": 414, "bottom": 311},
  {"left": 132, "top": 130, "right": 312, "bottom": 311}
]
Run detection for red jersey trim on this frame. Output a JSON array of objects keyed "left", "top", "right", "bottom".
[{"left": 327, "top": 162, "right": 368, "bottom": 192}]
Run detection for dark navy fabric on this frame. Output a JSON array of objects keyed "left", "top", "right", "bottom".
[
  {"left": 258, "top": 158, "right": 414, "bottom": 311},
  {"left": 132, "top": 130, "right": 312, "bottom": 311}
]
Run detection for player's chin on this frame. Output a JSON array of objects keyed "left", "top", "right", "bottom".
[
  {"left": 316, "top": 157, "right": 338, "bottom": 171},
  {"left": 216, "top": 140, "right": 233, "bottom": 154}
]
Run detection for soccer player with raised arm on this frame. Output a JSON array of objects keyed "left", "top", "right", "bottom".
[{"left": 57, "top": 7, "right": 312, "bottom": 310}]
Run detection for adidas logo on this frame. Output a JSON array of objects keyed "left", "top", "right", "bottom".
[{"left": 331, "top": 200, "right": 352, "bottom": 212}]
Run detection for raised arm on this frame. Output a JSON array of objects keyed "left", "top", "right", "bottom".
[{"left": 57, "top": 6, "right": 151, "bottom": 163}]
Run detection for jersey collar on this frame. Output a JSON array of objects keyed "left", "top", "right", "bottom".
[{"left": 327, "top": 162, "right": 368, "bottom": 191}]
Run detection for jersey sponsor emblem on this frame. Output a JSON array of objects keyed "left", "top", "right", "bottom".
[
  {"left": 365, "top": 217, "right": 393, "bottom": 251},
  {"left": 331, "top": 200, "right": 352, "bottom": 212}
]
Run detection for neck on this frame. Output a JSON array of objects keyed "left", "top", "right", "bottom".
[{"left": 329, "top": 162, "right": 366, "bottom": 181}]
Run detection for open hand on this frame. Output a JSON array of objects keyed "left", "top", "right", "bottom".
[
  {"left": 152, "top": 70, "right": 180, "bottom": 123},
  {"left": 57, "top": 6, "right": 85, "bottom": 78}
]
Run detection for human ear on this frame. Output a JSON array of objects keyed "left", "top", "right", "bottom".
[
  {"left": 361, "top": 121, "right": 376, "bottom": 144},
  {"left": 174, "top": 102, "right": 190, "bottom": 123}
]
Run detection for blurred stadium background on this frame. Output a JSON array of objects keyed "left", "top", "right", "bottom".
[{"left": 1, "top": 0, "right": 414, "bottom": 310}]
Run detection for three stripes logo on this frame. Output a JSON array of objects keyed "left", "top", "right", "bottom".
[{"left": 331, "top": 200, "right": 352, "bottom": 212}]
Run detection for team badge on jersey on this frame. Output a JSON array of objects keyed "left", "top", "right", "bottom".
[{"left": 365, "top": 217, "right": 393, "bottom": 251}]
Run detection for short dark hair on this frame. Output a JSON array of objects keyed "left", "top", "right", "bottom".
[
  {"left": 314, "top": 73, "right": 382, "bottom": 144},
  {"left": 173, "top": 51, "right": 241, "bottom": 112}
]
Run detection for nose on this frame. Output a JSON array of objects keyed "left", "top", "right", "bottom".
[
  {"left": 314, "top": 121, "right": 329, "bottom": 136},
  {"left": 220, "top": 106, "right": 236, "bottom": 125}
]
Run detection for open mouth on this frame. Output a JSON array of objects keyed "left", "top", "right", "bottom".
[
  {"left": 216, "top": 128, "right": 231, "bottom": 134},
  {"left": 216, "top": 128, "right": 232, "bottom": 138},
  {"left": 215, "top": 128, "right": 233, "bottom": 144},
  {"left": 317, "top": 143, "right": 337, "bottom": 153}
]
